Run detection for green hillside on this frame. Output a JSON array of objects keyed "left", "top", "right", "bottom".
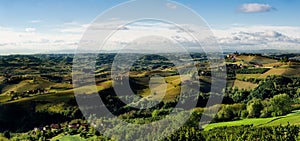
[{"left": 204, "top": 110, "right": 300, "bottom": 131}]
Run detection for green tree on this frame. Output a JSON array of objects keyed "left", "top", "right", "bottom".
[
  {"left": 269, "top": 94, "right": 292, "bottom": 116},
  {"left": 247, "top": 98, "right": 263, "bottom": 118},
  {"left": 3, "top": 131, "right": 10, "bottom": 139},
  {"left": 217, "top": 105, "right": 234, "bottom": 121}
]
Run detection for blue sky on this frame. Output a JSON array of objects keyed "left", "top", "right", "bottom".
[
  {"left": 0, "top": 0, "right": 299, "bottom": 54},
  {"left": 0, "top": 0, "right": 299, "bottom": 29}
]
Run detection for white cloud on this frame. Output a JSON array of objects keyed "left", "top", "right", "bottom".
[
  {"left": 29, "top": 20, "right": 42, "bottom": 24},
  {"left": 0, "top": 26, "right": 80, "bottom": 54},
  {"left": 212, "top": 25, "right": 300, "bottom": 38},
  {"left": 166, "top": 3, "right": 177, "bottom": 10},
  {"left": 1, "top": 20, "right": 300, "bottom": 54},
  {"left": 212, "top": 26, "right": 300, "bottom": 51},
  {"left": 25, "top": 28, "right": 36, "bottom": 32},
  {"left": 58, "top": 22, "right": 89, "bottom": 34},
  {"left": 238, "top": 3, "right": 275, "bottom": 13},
  {"left": 103, "top": 23, "right": 300, "bottom": 51}
]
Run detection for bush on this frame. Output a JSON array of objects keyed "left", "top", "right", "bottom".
[
  {"left": 3, "top": 131, "right": 10, "bottom": 139},
  {"left": 240, "top": 110, "right": 248, "bottom": 118},
  {"left": 269, "top": 94, "right": 292, "bottom": 117},
  {"left": 216, "top": 105, "right": 234, "bottom": 121},
  {"left": 203, "top": 124, "right": 299, "bottom": 141},
  {"left": 247, "top": 99, "right": 263, "bottom": 118}
]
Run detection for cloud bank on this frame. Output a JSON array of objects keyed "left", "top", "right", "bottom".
[
  {"left": 238, "top": 3, "right": 275, "bottom": 13},
  {"left": 1, "top": 21, "right": 300, "bottom": 54}
]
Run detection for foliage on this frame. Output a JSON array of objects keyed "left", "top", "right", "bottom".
[
  {"left": 247, "top": 98, "right": 263, "bottom": 118},
  {"left": 163, "top": 127, "right": 204, "bottom": 141},
  {"left": 3, "top": 131, "right": 10, "bottom": 139},
  {"left": 203, "top": 124, "right": 299, "bottom": 141},
  {"left": 267, "top": 94, "right": 293, "bottom": 117},
  {"left": 236, "top": 68, "right": 270, "bottom": 74}
]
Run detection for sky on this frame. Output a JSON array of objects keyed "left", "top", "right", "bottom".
[{"left": 0, "top": 0, "right": 299, "bottom": 54}]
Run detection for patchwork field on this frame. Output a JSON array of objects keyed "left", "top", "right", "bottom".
[
  {"left": 138, "top": 75, "right": 191, "bottom": 102},
  {"left": 235, "top": 55, "right": 277, "bottom": 64},
  {"left": 259, "top": 68, "right": 300, "bottom": 78},
  {"left": 232, "top": 80, "right": 258, "bottom": 90},
  {"left": 236, "top": 74, "right": 261, "bottom": 80}
]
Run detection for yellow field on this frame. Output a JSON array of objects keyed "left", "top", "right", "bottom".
[
  {"left": 236, "top": 74, "right": 261, "bottom": 80},
  {"left": 259, "top": 68, "right": 300, "bottom": 78},
  {"left": 138, "top": 75, "right": 192, "bottom": 102},
  {"left": 235, "top": 55, "right": 277, "bottom": 64},
  {"left": 63, "top": 80, "right": 112, "bottom": 94},
  {"left": 1, "top": 79, "right": 55, "bottom": 94},
  {"left": 0, "top": 95, "right": 10, "bottom": 103},
  {"left": 262, "top": 62, "right": 283, "bottom": 68},
  {"left": 232, "top": 80, "right": 258, "bottom": 90},
  {"left": 0, "top": 76, "right": 4, "bottom": 82}
]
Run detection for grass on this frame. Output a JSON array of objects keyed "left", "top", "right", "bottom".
[
  {"left": 236, "top": 67, "right": 300, "bottom": 79},
  {"left": 51, "top": 83, "right": 73, "bottom": 90},
  {"left": 204, "top": 117, "right": 277, "bottom": 131},
  {"left": 258, "top": 68, "right": 300, "bottom": 78},
  {"left": 51, "top": 134, "right": 86, "bottom": 141},
  {"left": 162, "top": 86, "right": 181, "bottom": 102},
  {"left": 235, "top": 55, "right": 277, "bottom": 64},
  {"left": 1, "top": 80, "right": 30, "bottom": 93},
  {"left": 236, "top": 74, "right": 262, "bottom": 80},
  {"left": 226, "top": 80, "right": 234, "bottom": 88},
  {"left": 0, "top": 76, "right": 4, "bottom": 82},
  {"left": 283, "top": 68, "right": 300, "bottom": 77},
  {"left": 137, "top": 75, "right": 192, "bottom": 102},
  {"left": 164, "top": 75, "right": 179, "bottom": 83},
  {"left": 264, "top": 110, "right": 300, "bottom": 126},
  {"left": 61, "top": 80, "right": 112, "bottom": 95},
  {"left": 0, "top": 95, "right": 11, "bottom": 103},
  {"left": 139, "top": 82, "right": 180, "bottom": 102},
  {"left": 204, "top": 110, "right": 300, "bottom": 131},
  {"left": 164, "top": 75, "right": 190, "bottom": 86},
  {"left": 1, "top": 78, "right": 55, "bottom": 95},
  {"left": 262, "top": 62, "right": 283, "bottom": 68},
  {"left": 1, "top": 79, "right": 113, "bottom": 105},
  {"left": 232, "top": 80, "right": 258, "bottom": 90},
  {"left": 3, "top": 90, "right": 74, "bottom": 105}
]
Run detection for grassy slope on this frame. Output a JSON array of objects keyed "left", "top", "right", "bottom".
[
  {"left": 1, "top": 80, "right": 112, "bottom": 105},
  {"left": 259, "top": 67, "right": 300, "bottom": 78},
  {"left": 50, "top": 134, "right": 86, "bottom": 141},
  {"left": 204, "top": 110, "right": 300, "bottom": 131},
  {"left": 52, "top": 110, "right": 300, "bottom": 140},
  {"left": 232, "top": 80, "right": 258, "bottom": 90},
  {"left": 0, "top": 78, "right": 57, "bottom": 98},
  {"left": 235, "top": 55, "right": 277, "bottom": 64},
  {"left": 138, "top": 75, "right": 208, "bottom": 102},
  {"left": 138, "top": 75, "right": 185, "bottom": 102},
  {"left": 0, "top": 95, "right": 10, "bottom": 103},
  {"left": 236, "top": 67, "right": 300, "bottom": 80},
  {"left": 62, "top": 80, "right": 112, "bottom": 95}
]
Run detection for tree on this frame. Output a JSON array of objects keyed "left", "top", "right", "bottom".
[
  {"left": 217, "top": 105, "right": 234, "bottom": 121},
  {"left": 280, "top": 56, "right": 289, "bottom": 63},
  {"left": 241, "top": 110, "right": 248, "bottom": 118},
  {"left": 296, "top": 88, "right": 300, "bottom": 97},
  {"left": 269, "top": 94, "right": 292, "bottom": 116},
  {"left": 3, "top": 131, "right": 10, "bottom": 139},
  {"left": 247, "top": 98, "right": 263, "bottom": 118}
]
